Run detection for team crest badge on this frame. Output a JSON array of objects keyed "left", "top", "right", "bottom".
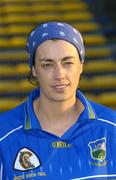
[
  {"left": 14, "top": 148, "right": 41, "bottom": 171},
  {"left": 88, "top": 137, "right": 106, "bottom": 164}
]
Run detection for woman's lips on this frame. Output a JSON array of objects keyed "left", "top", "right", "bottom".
[{"left": 52, "top": 84, "right": 69, "bottom": 91}]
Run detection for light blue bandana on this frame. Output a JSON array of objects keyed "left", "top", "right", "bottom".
[{"left": 27, "top": 21, "right": 85, "bottom": 68}]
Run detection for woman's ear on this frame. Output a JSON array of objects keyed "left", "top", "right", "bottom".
[
  {"left": 32, "top": 66, "right": 37, "bottom": 77},
  {"left": 80, "top": 63, "right": 83, "bottom": 74}
]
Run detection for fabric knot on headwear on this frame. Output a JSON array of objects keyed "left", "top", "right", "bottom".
[{"left": 27, "top": 21, "right": 85, "bottom": 68}]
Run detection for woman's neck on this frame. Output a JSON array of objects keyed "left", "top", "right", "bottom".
[{"left": 33, "top": 95, "right": 84, "bottom": 136}]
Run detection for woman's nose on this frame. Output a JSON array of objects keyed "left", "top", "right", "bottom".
[{"left": 54, "top": 64, "right": 65, "bottom": 80}]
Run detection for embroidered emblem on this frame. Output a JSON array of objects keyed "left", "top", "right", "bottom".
[
  {"left": 14, "top": 148, "right": 41, "bottom": 171},
  {"left": 88, "top": 137, "right": 107, "bottom": 166}
]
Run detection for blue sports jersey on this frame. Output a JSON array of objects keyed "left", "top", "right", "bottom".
[{"left": 0, "top": 88, "right": 116, "bottom": 180}]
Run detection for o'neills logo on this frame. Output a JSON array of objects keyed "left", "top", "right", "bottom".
[{"left": 14, "top": 148, "right": 41, "bottom": 171}]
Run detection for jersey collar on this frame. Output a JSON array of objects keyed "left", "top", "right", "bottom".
[
  {"left": 24, "top": 88, "right": 97, "bottom": 130},
  {"left": 77, "top": 90, "right": 97, "bottom": 120}
]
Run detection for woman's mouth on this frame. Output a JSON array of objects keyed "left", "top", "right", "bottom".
[{"left": 52, "top": 84, "right": 69, "bottom": 91}]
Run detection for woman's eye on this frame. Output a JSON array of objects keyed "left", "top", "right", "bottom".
[
  {"left": 64, "top": 62, "right": 73, "bottom": 66},
  {"left": 42, "top": 64, "right": 54, "bottom": 69}
]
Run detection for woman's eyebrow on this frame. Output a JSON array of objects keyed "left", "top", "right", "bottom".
[
  {"left": 39, "top": 58, "right": 54, "bottom": 62},
  {"left": 39, "top": 56, "right": 75, "bottom": 62},
  {"left": 62, "top": 56, "right": 76, "bottom": 61}
]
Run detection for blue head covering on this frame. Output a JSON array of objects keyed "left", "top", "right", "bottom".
[{"left": 27, "top": 21, "right": 85, "bottom": 68}]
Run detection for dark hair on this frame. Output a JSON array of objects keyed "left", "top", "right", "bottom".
[{"left": 28, "top": 70, "right": 39, "bottom": 86}]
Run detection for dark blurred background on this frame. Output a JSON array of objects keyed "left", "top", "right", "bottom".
[{"left": 85, "top": 0, "right": 116, "bottom": 48}]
